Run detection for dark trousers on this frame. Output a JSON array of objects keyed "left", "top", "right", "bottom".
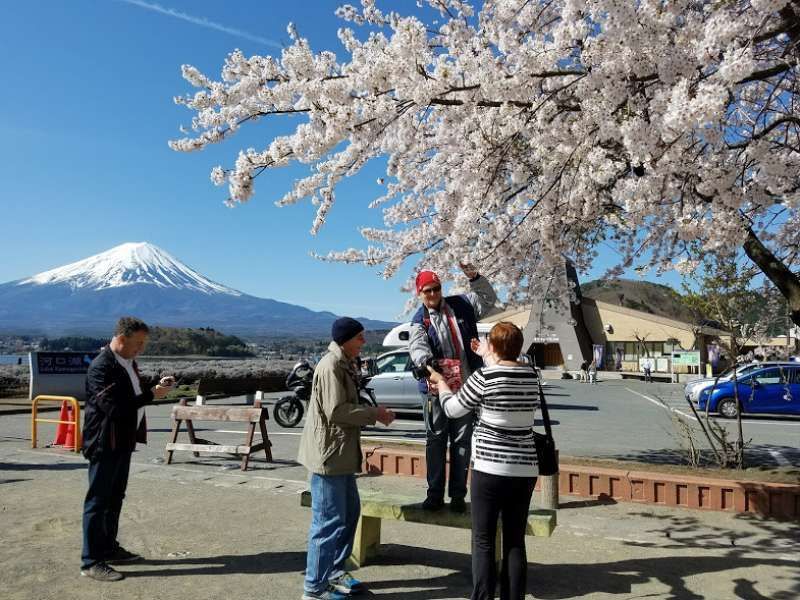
[
  {"left": 81, "top": 451, "right": 132, "bottom": 568},
  {"left": 422, "top": 393, "right": 473, "bottom": 501},
  {"left": 470, "top": 469, "right": 537, "bottom": 600}
]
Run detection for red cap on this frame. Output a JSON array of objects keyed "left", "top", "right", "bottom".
[{"left": 415, "top": 270, "right": 441, "bottom": 294}]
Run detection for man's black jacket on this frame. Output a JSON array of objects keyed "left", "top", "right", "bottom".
[{"left": 82, "top": 347, "right": 153, "bottom": 461}]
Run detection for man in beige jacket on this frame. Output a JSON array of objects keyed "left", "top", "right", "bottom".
[{"left": 299, "top": 317, "right": 395, "bottom": 600}]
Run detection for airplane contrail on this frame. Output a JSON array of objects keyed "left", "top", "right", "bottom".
[{"left": 120, "top": 0, "right": 284, "bottom": 49}]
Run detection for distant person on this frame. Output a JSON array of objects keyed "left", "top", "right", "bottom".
[
  {"left": 642, "top": 357, "right": 653, "bottom": 383},
  {"left": 588, "top": 359, "right": 598, "bottom": 384},
  {"left": 579, "top": 360, "right": 589, "bottom": 382},
  {"left": 428, "top": 322, "right": 541, "bottom": 600},
  {"left": 409, "top": 262, "right": 499, "bottom": 512},
  {"left": 80, "top": 317, "right": 174, "bottom": 582},
  {"left": 298, "top": 317, "right": 396, "bottom": 600}
]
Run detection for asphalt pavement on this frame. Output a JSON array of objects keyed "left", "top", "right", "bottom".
[
  {"left": 10, "top": 378, "right": 800, "bottom": 470},
  {"left": 2, "top": 437, "right": 799, "bottom": 600}
]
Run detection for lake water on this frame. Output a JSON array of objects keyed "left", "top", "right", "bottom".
[{"left": 0, "top": 355, "right": 27, "bottom": 365}]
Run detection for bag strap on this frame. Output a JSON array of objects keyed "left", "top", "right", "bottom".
[{"left": 537, "top": 377, "right": 554, "bottom": 441}]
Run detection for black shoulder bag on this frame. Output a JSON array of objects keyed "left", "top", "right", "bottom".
[{"left": 533, "top": 378, "right": 558, "bottom": 476}]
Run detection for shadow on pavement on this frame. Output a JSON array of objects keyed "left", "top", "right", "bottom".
[
  {"left": 546, "top": 403, "right": 599, "bottom": 411},
  {"left": 125, "top": 550, "right": 307, "bottom": 578},
  {"left": 0, "top": 460, "right": 85, "bottom": 472},
  {"left": 365, "top": 542, "right": 798, "bottom": 600},
  {"left": 621, "top": 511, "right": 800, "bottom": 556},
  {"left": 608, "top": 445, "right": 800, "bottom": 470},
  {"left": 0, "top": 478, "right": 29, "bottom": 485},
  {"left": 558, "top": 496, "right": 618, "bottom": 509}
]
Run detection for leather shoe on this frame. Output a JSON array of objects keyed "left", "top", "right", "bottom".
[
  {"left": 449, "top": 497, "right": 467, "bottom": 513},
  {"left": 422, "top": 496, "right": 444, "bottom": 511},
  {"left": 106, "top": 546, "right": 142, "bottom": 564}
]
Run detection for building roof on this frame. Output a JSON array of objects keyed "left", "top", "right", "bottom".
[
  {"left": 478, "top": 306, "right": 532, "bottom": 329},
  {"left": 481, "top": 299, "right": 731, "bottom": 338}
]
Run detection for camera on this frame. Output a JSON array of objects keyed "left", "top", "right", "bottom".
[{"left": 411, "top": 358, "right": 442, "bottom": 380}]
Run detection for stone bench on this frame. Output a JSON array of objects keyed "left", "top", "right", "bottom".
[{"left": 300, "top": 488, "right": 556, "bottom": 568}]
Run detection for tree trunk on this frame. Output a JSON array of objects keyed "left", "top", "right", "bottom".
[{"left": 742, "top": 227, "right": 800, "bottom": 326}]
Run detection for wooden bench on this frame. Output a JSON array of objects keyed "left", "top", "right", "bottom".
[
  {"left": 165, "top": 398, "right": 273, "bottom": 471},
  {"left": 195, "top": 375, "right": 286, "bottom": 406},
  {"left": 300, "top": 488, "right": 556, "bottom": 568}
]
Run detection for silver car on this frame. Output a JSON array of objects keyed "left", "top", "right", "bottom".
[
  {"left": 367, "top": 350, "right": 543, "bottom": 408},
  {"left": 368, "top": 350, "right": 422, "bottom": 409}
]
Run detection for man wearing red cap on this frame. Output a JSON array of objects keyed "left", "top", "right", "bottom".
[{"left": 409, "top": 263, "right": 499, "bottom": 512}]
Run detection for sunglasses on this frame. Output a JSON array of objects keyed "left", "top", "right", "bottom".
[{"left": 421, "top": 285, "right": 442, "bottom": 295}]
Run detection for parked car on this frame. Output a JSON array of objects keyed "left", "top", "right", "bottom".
[
  {"left": 685, "top": 361, "right": 798, "bottom": 403},
  {"left": 368, "top": 349, "right": 543, "bottom": 408},
  {"left": 697, "top": 365, "right": 800, "bottom": 417},
  {"left": 368, "top": 350, "right": 420, "bottom": 409}
]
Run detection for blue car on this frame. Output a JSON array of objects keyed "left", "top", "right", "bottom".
[{"left": 698, "top": 365, "right": 800, "bottom": 418}]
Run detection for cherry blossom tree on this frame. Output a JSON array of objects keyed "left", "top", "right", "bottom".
[{"left": 170, "top": 0, "right": 800, "bottom": 316}]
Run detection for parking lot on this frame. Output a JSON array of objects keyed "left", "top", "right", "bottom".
[{"left": 12, "top": 377, "right": 797, "bottom": 471}]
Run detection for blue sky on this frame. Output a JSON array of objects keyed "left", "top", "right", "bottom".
[{"left": 0, "top": 0, "right": 683, "bottom": 322}]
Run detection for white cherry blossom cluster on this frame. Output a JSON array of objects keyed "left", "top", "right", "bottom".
[{"left": 171, "top": 0, "right": 800, "bottom": 308}]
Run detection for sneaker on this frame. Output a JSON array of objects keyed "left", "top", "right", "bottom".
[
  {"left": 329, "top": 572, "right": 364, "bottom": 595},
  {"left": 422, "top": 496, "right": 444, "bottom": 511},
  {"left": 80, "top": 562, "right": 124, "bottom": 582},
  {"left": 301, "top": 586, "right": 348, "bottom": 600},
  {"left": 449, "top": 497, "right": 467, "bottom": 513},
  {"left": 106, "top": 546, "right": 142, "bottom": 564}
]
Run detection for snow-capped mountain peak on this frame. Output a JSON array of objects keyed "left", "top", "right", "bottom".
[{"left": 19, "top": 242, "right": 242, "bottom": 296}]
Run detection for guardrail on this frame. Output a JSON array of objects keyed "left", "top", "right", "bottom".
[{"left": 31, "top": 395, "right": 81, "bottom": 453}]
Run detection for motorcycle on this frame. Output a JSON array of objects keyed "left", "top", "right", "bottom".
[{"left": 272, "top": 358, "right": 378, "bottom": 428}]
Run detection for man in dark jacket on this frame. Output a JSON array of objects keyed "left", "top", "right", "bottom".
[
  {"left": 80, "top": 317, "right": 173, "bottom": 582},
  {"left": 409, "top": 263, "right": 499, "bottom": 512}
]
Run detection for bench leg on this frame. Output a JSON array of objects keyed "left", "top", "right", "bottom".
[
  {"left": 185, "top": 419, "right": 200, "bottom": 458},
  {"left": 349, "top": 515, "right": 381, "bottom": 569},
  {"left": 241, "top": 422, "right": 256, "bottom": 471},
  {"left": 165, "top": 418, "right": 182, "bottom": 465},
  {"left": 259, "top": 418, "right": 273, "bottom": 462}
]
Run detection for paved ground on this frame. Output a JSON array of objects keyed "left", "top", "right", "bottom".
[
  {"left": 2, "top": 388, "right": 800, "bottom": 600},
  {"left": 1, "top": 439, "right": 798, "bottom": 600}
]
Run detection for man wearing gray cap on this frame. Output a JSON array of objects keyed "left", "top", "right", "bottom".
[{"left": 299, "top": 317, "right": 396, "bottom": 600}]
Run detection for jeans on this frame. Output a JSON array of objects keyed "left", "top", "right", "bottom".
[
  {"left": 422, "top": 393, "right": 473, "bottom": 501},
  {"left": 81, "top": 451, "right": 132, "bottom": 568},
  {"left": 305, "top": 473, "right": 360, "bottom": 594},
  {"left": 470, "top": 470, "right": 537, "bottom": 600}
]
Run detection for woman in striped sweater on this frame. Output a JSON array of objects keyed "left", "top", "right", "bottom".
[{"left": 428, "top": 321, "right": 540, "bottom": 600}]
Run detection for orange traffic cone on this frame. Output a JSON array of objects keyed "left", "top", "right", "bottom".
[
  {"left": 52, "top": 401, "right": 69, "bottom": 447},
  {"left": 63, "top": 404, "right": 76, "bottom": 451}
]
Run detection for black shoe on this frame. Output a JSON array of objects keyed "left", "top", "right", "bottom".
[
  {"left": 80, "top": 562, "right": 124, "bottom": 582},
  {"left": 449, "top": 497, "right": 467, "bottom": 513},
  {"left": 422, "top": 497, "right": 444, "bottom": 511},
  {"left": 106, "top": 546, "right": 142, "bottom": 564}
]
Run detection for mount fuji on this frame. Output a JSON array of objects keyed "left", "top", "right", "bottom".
[{"left": 0, "top": 242, "right": 396, "bottom": 336}]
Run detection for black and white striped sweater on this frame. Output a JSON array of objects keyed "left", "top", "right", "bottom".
[{"left": 440, "top": 364, "right": 540, "bottom": 478}]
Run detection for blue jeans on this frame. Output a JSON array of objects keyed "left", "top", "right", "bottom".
[
  {"left": 305, "top": 473, "right": 360, "bottom": 594},
  {"left": 81, "top": 451, "right": 132, "bottom": 568},
  {"left": 423, "top": 393, "right": 473, "bottom": 501}
]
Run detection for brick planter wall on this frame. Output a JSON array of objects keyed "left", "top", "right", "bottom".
[{"left": 362, "top": 445, "right": 800, "bottom": 520}]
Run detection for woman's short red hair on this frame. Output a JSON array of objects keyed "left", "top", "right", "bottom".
[{"left": 489, "top": 321, "right": 524, "bottom": 361}]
